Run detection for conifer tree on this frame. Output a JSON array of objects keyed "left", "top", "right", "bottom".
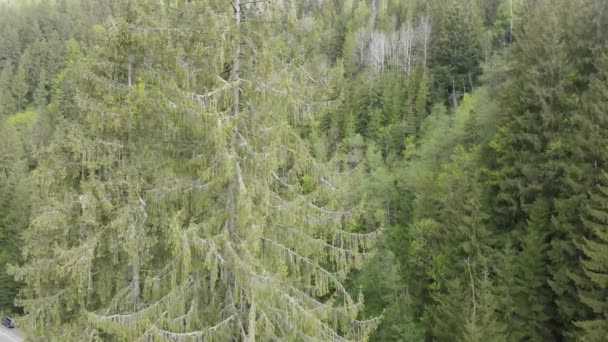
[
  {"left": 0, "top": 61, "right": 16, "bottom": 115},
  {"left": 463, "top": 268, "right": 506, "bottom": 342},
  {"left": 493, "top": 240, "right": 518, "bottom": 341},
  {"left": 406, "top": 67, "right": 426, "bottom": 139},
  {"left": 0, "top": 27, "right": 21, "bottom": 68},
  {"left": 541, "top": 2, "right": 608, "bottom": 336},
  {"left": 413, "top": 68, "right": 429, "bottom": 135},
  {"left": 430, "top": 277, "right": 468, "bottom": 341},
  {"left": 33, "top": 69, "right": 49, "bottom": 107},
  {"left": 13, "top": 1, "right": 379, "bottom": 340},
  {"left": 430, "top": 0, "right": 483, "bottom": 104},
  {"left": 0, "top": 117, "right": 28, "bottom": 310},
  {"left": 11, "top": 58, "right": 29, "bottom": 110},
  {"left": 488, "top": 2, "right": 579, "bottom": 336},
  {"left": 575, "top": 170, "right": 608, "bottom": 341},
  {"left": 512, "top": 199, "right": 556, "bottom": 341},
  {"left": 454, "top": 184, "right": 493, "bottom": 264},
  {"left": 429, "top": 149, "right": 495, "bottom": 341}
]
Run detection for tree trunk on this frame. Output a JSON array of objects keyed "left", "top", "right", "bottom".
[
  {"left": 232, "top": 0, "right": 240, "bottom": 117},
  {"left": 246, "top": 295, "right": 256, "bottom": 342}
]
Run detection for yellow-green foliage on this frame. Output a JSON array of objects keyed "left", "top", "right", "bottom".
[
  {"left": 7, "top": 107, "right": 37, "bottom": 135},
  {"left": 13, "top": 1, "right": 380, "bottom": 341}
]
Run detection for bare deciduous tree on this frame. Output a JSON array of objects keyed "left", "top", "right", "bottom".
[{"left": 362, "top": 13, "right": 431, "bottom": 75}]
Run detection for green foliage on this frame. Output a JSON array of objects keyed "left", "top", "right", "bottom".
[
  {"left": 486, "top": 2, "right": 608, "bottom": 338},
  {"left": 0, "top": 116, "right": 29, "bottom": 311},
  {"left": 13, "top": 1, "right": 380, "bottom": 340},
  {"left": 493, "top": 239, "right": 517, "bottom": 339},
  {"left": 0, "top": 62, "right": 16, "bottom": 115},
  {"left": 430, "top": 0, "right": 484, "bottom": 104},
  {"left": 575, "top": 170, "right": 608, "bottom": 341},
  {"left": 1, "top": 0, "right": 607, "bottom": 341},
  {"left": 33, "top": 69, "right": 49, "bottom": 107},
  {"left": 512, "top": 199, "right": 556, "bottom": 340},
  {"left": 7, "top": 108, "right": 36, "bottom": 128},
  {"left": 11, "top": 58, "right": 29, "bottom": 110},
  {"left": 463, "top": 268, "right": 506, "bottom": 342}
]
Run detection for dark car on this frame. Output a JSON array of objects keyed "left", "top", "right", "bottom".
[{"left": 1, "top": 317, "right": 14, "bottom": 328}]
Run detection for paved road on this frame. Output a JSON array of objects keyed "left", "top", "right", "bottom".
[{"left": 0, "top": 325, "right": 23, "bottom": 342}]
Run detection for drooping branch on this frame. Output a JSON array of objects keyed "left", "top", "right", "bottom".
[
  {"left": 150, "top": 315, "right": 236, "bottom": 341},
  {"left": 177, "top": 78, "right": 235, "bottom": 106}
]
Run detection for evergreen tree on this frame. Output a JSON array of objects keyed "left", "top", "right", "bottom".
[
  {"left": 492, "top": 201, "right": 557, "bottom": 342},
  {"left": 0, "top": 27, "right": 21, "bottom": 68},
  {"left": 412, "top": 67, "right": 429, "bottom": 136},
  {"left": 33, "top": 69, "right": 49, "bottom": 107},
  {"left": 13, "top": 1, "right": 379, "bottom": 340},
  {"left": 488, "top": 2, "right": 582, "bottom": 337},
  {"left": 512, "top": 199, "right": 556, "bottom": 340},
  {"left": 463, "top": 268, "right": 506, "bottom": 342},
  {"left": 52, "top": 38, "right": 81, "bottom": 119},
  {"left": 0, "top": 117, "right": 28, "bottom": 310},
  {"left": 455, "top": 183, "right": 494, "bottom": 264},
  {"left": 406, "top": 66, "right": 427, "bottom": 139},
  {"left": 575, "top": 170, "right": 608, "bottom": 341},
  {"left": 429, "top": 147, "right": 495, "bottom": 341},
  {"left": 544, "top": 2, "right": 608, "bottom": 337},
  {"left": 2, "top": 0, "right": 608, "bottom": 340},
  {"left": 430, "top": 0, "right": 483, "bottom": 105},
  {"left": 11, "top": 57, "right": 29, "bottom": 110},
  {"left": 493, "top": 240, "right": 518, "bottom": 341},
  {"left": 0, "top": 61, "right": 15, "bottom": 115},
  {"left": 430, "top": 277, "right": 468, "bottom": 341}
]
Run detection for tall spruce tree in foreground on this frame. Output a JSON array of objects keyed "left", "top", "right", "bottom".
[
  {"left": 489, "top": 1, "right": 578, "bottom": 338},
  {"left": 573, "top": 47, "right": 608, "bottom": 341},
  {"left": 12, "top": 0, "right": 379, "bottom": 340},
  {"left": 576, "top": 170, "right": 608, "bottom": 340}
]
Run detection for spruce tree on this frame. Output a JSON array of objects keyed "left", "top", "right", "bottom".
[
  {"left": 413, "top": 67, "right": 429, "bottom": 135},
  {"left": 33, "top": 69, "right": 49, "bottom": 107},
  {"left": 575, "top": 170, "right": 608, "bottom": 341},
  {"left": 544, "top": 3, "right": 608, "bottom": 336},
  {"left": 11, "top": 58, "right": 29, "bottom": 110},
  {"left": 430, "top": 0, "right": 483, "bottom": 104},
  {"left": 493, "top": 240, "right": 518, "bottom": 341},
  {"left": 406, "top": 66, "right": 427, "bottom": 139},
  {"left": 492, "top": 203, "right": 556, "bottom": 342},
  {"left": 0, "top": 117, "right": 28, "bottom": 310},
  {"left": 488, "top": 2, "right": 579, "bottom": 337},
  {"left": 463, "top": 268, "right": 506, "bottom": 342},
  {"left": 0, "top": 61, "right": 16, "bottom": 115},
  {"left": 430, "top": 150, "right": 495, "bottom": 341},
  {"left": 430, "top": 277, "right": 468, "bottom": 341},
  {"left": 13, "top": 1, "right": 379, "bottom": 340},
  {"left": 569, "top": 41, "right": 608, "bottom": 342},
  {"left": 512, "top": 199, "right": 556, "bottom": 341},
  {"left": 0, "top": 27, "right": 21, "bottom": 68}
]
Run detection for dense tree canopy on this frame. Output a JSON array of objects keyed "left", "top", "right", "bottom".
[{"left": 1, "top": 0, "right": 608, "bottom": 341}]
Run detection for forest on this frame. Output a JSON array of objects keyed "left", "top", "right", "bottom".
[{"left": 0, "top": 0, "right": 607, "bottom": 341}]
